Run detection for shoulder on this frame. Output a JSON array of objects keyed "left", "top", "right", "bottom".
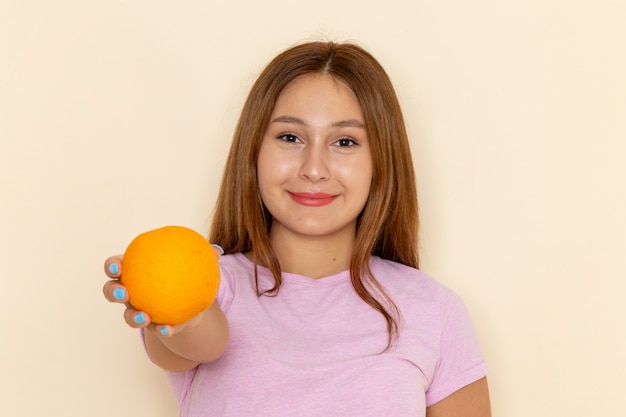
[
  {"left": 369, "top": 257, "right": 471, "bottom": 324},
  {"left": 371, "top": 258, "right": 488, "bottom": 399},
  {"left": 218, "top": 252, "right": 252, "bottom": 272},
  {"left": 369, "top": 256, "right": 434, "bottom": 286},
  {"left": 370, "top": 257, "right": 456, "bottom": 302},
  {"left": 214, "top": 252, "right": 255, "bottom": 312}
]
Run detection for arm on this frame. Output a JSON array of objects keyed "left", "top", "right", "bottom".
[
  {"left": 426, "top": 377, "right": 491, "bottom": 417},
  {"left": 143, "top": 302, "right": 229, "bottom": 372}
]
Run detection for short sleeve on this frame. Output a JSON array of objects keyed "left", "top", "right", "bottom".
[{"left": 425, "top": 287, "right": 489, "bottom": 406}]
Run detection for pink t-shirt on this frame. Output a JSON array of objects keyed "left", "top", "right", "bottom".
[{"left": 166, "top": 253, "right": 487, "bottom": 416}]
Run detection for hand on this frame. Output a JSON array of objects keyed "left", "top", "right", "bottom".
[{"left": 103, "top": 245, "right": 224, "bottom": 337}]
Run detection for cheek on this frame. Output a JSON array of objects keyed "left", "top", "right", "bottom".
[
  {"left": 336, "top": 158, "right": 373, "bottom": 188},
  {"left": 258, "top": 157, "right": 289, "bottom": 183},
  {"left": 257, "top": 147, "right": 292, "bottom": 198},
  {"left": 335, "top": 163, "right": 373, "bottom": 210},
  {"left": 256, "top": 160, "right": 273, "bottom": 201}
]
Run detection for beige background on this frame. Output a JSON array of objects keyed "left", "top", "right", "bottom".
[{"left": 1, "top": 0, "right": 624, "bottom": 416}]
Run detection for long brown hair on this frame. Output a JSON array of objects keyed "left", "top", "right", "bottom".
[{"left": 210, "top": 41, "right": 419, "bottom": 348}]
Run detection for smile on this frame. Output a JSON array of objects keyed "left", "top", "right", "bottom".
[{"left": 288, "top": 192, "right": 338, "bottom": 207}]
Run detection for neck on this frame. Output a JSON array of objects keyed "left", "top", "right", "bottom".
[{"left": 268, "top": 224, "right": 355, "bottom": 279}]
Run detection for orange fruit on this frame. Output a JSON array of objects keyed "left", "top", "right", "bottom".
[{"left": 121, "top": 226, "right": 220, "bottom": 325}]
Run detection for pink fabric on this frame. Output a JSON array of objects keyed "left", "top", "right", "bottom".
[{"left": 166, "top": 253, "right": 487, "bottom": 416}]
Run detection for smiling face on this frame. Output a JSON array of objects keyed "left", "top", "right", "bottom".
[{"left": 257, "top": 74, "right": 373, "bottom": 244}]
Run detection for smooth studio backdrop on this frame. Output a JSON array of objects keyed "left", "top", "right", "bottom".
[{"left": 1, "top": 1, "right": 624, "bottom": 416}]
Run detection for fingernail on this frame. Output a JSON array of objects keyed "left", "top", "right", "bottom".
[
  {"left": 113, "top": 287, "right": 126, "bottom": 301},
  {"left": 211, "top": 244, "right": 225, "bottom": 255},
  {"left": 159, "top": 326, "right": 170, "bottom": 336},
  {"left": 133, "top": 313, "right": 146, "bottom": 325},
  {"left": 108, "top": 263, "right": 119, "bottom": 275}
]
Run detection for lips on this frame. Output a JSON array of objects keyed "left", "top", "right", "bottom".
[{"left": 288, "top": 192, "right": 338, "bottom": 207}]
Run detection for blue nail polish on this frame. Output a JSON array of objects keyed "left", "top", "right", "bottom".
[
  {"left": 160, "top": 327, "right": 170, "bottom": 336},
  {"left": 113, "top": 288, "right": 125, "bottom": 301},
  {"left": 211, "top": 244, "right": 225, "bottom": 255},
  {"left": 108, "top": 263, "right": 119, "bottom": 275},
  {"left": 134, "top": 313, "right": 146, "bottom": 325}
]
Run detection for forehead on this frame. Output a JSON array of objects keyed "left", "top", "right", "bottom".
[{"left": 272, "top": 74, "right": 363, "bottom": 117}]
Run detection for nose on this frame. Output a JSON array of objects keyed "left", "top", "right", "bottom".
[{"left": 299, "top": 143, "right": 330, "bottom": 183}]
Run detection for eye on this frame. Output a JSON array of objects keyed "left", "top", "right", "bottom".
[
  {"left": 277, "top": 133, "right": 302, "bottom": 143},
  {"left": 333, "top": 138, "right": 357, "bottom": 147}
]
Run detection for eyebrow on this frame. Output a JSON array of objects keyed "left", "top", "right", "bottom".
[{"left": 270, "top": 115, "right": 366, "bottom": 129}]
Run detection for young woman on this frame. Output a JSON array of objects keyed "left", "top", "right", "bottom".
[{"left": 104, "top": 41, "right": 491, "bottom": 416}]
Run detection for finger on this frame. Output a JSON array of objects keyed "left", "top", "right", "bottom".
[
  {"left": 104, "top": 255, "right": 123, "bottom": 278},
  {"left": 123, "top": 307, "right": 152, "bottom": 329},
  {"left": 211, "top": 244, "right": 224, "bottom": 259},
  {"left": 154, "top": 313, "right": 200, "bottom": 338},
  {"left": 103, "top": 280, "right": 129, "bottom": 303},
  {"left": 154, "top": 324, "right": 175, "bottom": 337}
]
